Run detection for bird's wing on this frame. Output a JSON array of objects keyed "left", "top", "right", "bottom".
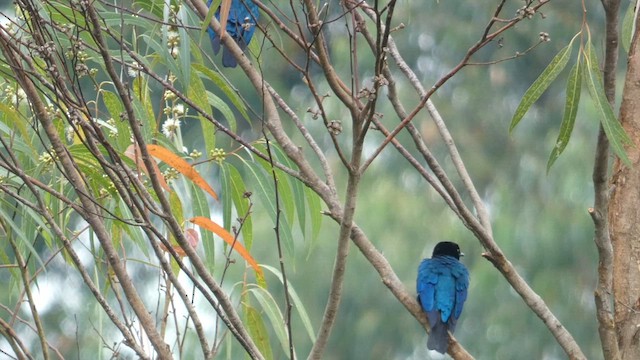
[
  {"left": 418, "top": 258, "right": 458, "bottom": 323},
  {"left": 226, "top": 0, "right": 259, "bottom": 47},
  {"left": 417, "top": 259, "right": 439, "bottom": 312},
  {"left": 452, "top": 262, "right": 469, "bottom": 320}
]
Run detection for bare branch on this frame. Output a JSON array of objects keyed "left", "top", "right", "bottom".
[{"left": 592, "top": 0, "right": 621, "bottom": 357}]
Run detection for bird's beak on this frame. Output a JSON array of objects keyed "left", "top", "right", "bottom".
[{"left": 460, "top": 252, "right": 465, "bottom": 257}]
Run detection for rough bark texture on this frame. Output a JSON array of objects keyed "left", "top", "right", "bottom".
[{"left": 608, "top": 25, "right": 640, "bottom": 360}]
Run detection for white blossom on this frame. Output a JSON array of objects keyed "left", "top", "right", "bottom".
[{"left": 162, "top": 117, "right": 181, "bottom": 138}]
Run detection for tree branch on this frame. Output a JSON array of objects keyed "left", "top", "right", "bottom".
[{"left": 592, "top": 0, "right": 621, "bottom": 358}]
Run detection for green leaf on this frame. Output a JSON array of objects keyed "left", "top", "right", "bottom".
[
  {"left": 133, "top": 0, "right": 165, "bottom": 19},
  {"left": 168, "top": 191, "right": 185, "bottom": 275},
  {"left": 201, "top": 0, "right": 222, "bottom": 37},
  {"left": 131, "top": 76, "right": 156, "bottom": 144},
  {"left": 621, "top": 2, "right": 636, "bottom": 53},
  {"left": 261, "top": 265, "right": 316, "bottom": 342},
  {"left": 175, "top": 5, "right": 192, "bottom": 89},
  {"left": 140, "top": 34, "right": 181, "bottom": 84},
  {"left": 169, "top": 190, "right": 184, "bottom": 226},
  {"left": 190, "top": 179, "right": 215, "bottom": 270},
  {"left": 255, "top": 154, "right": 295, "bottom": 233},
  {"left": 229, "top": 164, "right": 253, "bottom": 249},
  {"left": 187, "top": 64, "right": 209, "bottom": 118},
  {"left": 547, "top": 60, "right": 582, "bottom": 172},
  {"left": 0, "top": 103, "right": 32, "bottom": 151},
  {"left": 102, "top": 12, "right": 155, "bottom": 29},
  {"left": 220, "top": 163, "right": 253, "bottom": 249},
  {"left": 247, "top": 286, "right": 291, "bottom": 357},
  {"left": 193, "top": 63, "right": 250, "bottom": 123},
  {"left": 114, "top": 201, "right": 149, "bottom": 257},
  {"left": 0, "top": 204, "right": 45, "bottom": 268},
  {"left": 100, "top": 90, "right": 130, "bottom": 152},
  {"left": 221, "top": 163, "right": 233, "bottom": 233},
  {"left": 209, "top": 91, "right": 237, "bottom": 133},
  {"left": 305, "top": 186, "right": 322, "bottom": 245},
  {"left": 187, "top": 65, "right": 216, "bottom": 152},
  {"left": 510, "top": 43, "right": 573, "bottom": 131},
  {"left": 244, "top": 303, "right": 274, "bottom": 360},
  {"left": 264, "top": 144, "right": 303, "bottom": 233},
  {"left": 583, "top": 42, "right": 633, "bottom": 166},
  {"left": 239, "top": 156, "right": 295, "bottom": 255}
]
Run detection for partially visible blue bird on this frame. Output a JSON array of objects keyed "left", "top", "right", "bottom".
[
  {"left": 207, "top": 0, "right": 260, "bottom": 68},
  {"left": 416, "top": 241, "right": 469, "bottom": 354}
]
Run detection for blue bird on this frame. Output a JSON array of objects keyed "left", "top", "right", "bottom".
[
  {"left": 416, "top": 241, "right": 469, "bottom": 354},
  {"left": 207, "top": 0, "right": 260, "bottom": 68}
]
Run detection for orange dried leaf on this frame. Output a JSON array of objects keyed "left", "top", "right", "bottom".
[
  {"left": 159, "top": 242, "right": 187, "bottom": 257},
  {"left": 189, "top": 216, "right": 264, "bottom": 282},
  {"left": 124, "top": 144, "right": 171, "bottom": 192},
  {"left": 146, "top": 144, "right": 219, "bottom": 201},
  {"left": 219, "top": 0, "right": 231, "bottom": 40}
]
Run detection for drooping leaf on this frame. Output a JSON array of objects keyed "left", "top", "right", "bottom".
[
  {"left": 200, "top": 0, "right": 223, "bottom": 39},
  {"left": 100, "top": 90, "right": 130, "bottom": 152},
  {"left": 190, "top": 216, "right": 265, "bottom": 286},
  {"left": 176, "top": 5, "right": 192, "bottom": 88},
  {"left": 583, "top": 42, "right": 632, "bottom": 166},
  {"left": 227, "top": 163, "right": 253, "bottom": 249},
  {"left": 239, "top": 156, "right": 295, "bottom": 256},
  {"left": 102, "top": 12, "right": 155, "bottom": 29},
  {"left": 510, "top": 42, "right": 573, "bottom": 131},
  {"left": 0, "top": 103, "right": 31, "bottom": 150},
  {"left": 189, "top": 180, "right": 216, "bottom": 269},
  {"left": 621, "top": 2, "right": 637, "bottom": 53},
  {"left": 114, "top": 201, "right": 149, "bottom": 256},
  {"left": 261, "top": 265, "right": 317, "bottom": 342},
  {"left": 187, "top": 65, "right": 214, "bottom": 149},
  {"left": 146, "top": 144, "right": 219, "bottom": 200},
  {"left": 192, "top": 63, "right": 249, "bottom": 122},
  {"left": 247, "top": 286, "right": 291, "bottom": 357},
  {"left": 133, "top": 0, "right": 164, "bottom": 19},
  {"left": 244, "top": 303, "right": 274, "bottom": 360},
  {"left": 255, "top": 150, "right": 295, "bottom": 234},
  {"left": 547, "top": 60, "right": 582, "bottom": 172},
  {"left": 221, "top": 163, "right": 234, "bottom": 233},
  {"left": 0, "top": 202, "right": 45, "bottom": 268},
  {"left": 207, "top": 91, "right": 237, "bottom": 133},
  {"left": 124, "top": 144, "right": 171, "bottom": 193},
  {"left": 305, "top": 186, "right": 323, "bottom": 245},
  {"left": 265, "top": 143, "right": 314, "bottom": 240}
]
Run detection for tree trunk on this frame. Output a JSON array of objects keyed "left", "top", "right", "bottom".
[{"left": 608, "top": 26, "right": 640, "bottom": 360}]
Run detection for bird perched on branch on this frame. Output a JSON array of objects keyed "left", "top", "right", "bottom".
[
  {"left": 207, "top": 0, "right": 260, "bottom": 68},
  {"left": 416, "top": 241, "right": 469, "bottom": 353}
]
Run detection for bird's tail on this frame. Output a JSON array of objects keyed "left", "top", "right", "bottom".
[
  {"left": 427, "top": 312, "right": 449, "bottom": 354},
  {"left": 221, "top": 47, "right": 238, "bottom": 68},
  {"left": 221, "top": 38, "right": 248, "bottom": 68},
  {"left": 208, "top": 29, "right": 222, "bottom": 55}
]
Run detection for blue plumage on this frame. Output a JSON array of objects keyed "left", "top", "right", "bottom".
[
  {"left": 417, "top": 241, "right": 469, "bottom": 354},
  {"left": 207, "top": 0, "right": 259, "bottom": 67}
]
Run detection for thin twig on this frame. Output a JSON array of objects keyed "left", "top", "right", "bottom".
[{"left": 264, "top": 133, "right": 296, "bottom": 359}]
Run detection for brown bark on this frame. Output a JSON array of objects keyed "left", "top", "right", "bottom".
[{"left": 608, "top": 23, "right": 640, "bottom": 360}]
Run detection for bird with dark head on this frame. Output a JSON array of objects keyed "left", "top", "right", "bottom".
[
  {"left": 207, "top": 0, "right": 259, "bottom": 68},
  {"left": 416, "top": 241, "right": 469, "bottom": 354}
]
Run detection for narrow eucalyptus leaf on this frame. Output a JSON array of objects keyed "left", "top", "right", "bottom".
[
  {"left": 547, "top": 60, "right": 582, "bottom": 172},
  {"left": 584, "top": 44, "right": 632, "bottom": 166},
  {"left": 510, "top": 43, "right": 573, "bottom": 131}
]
